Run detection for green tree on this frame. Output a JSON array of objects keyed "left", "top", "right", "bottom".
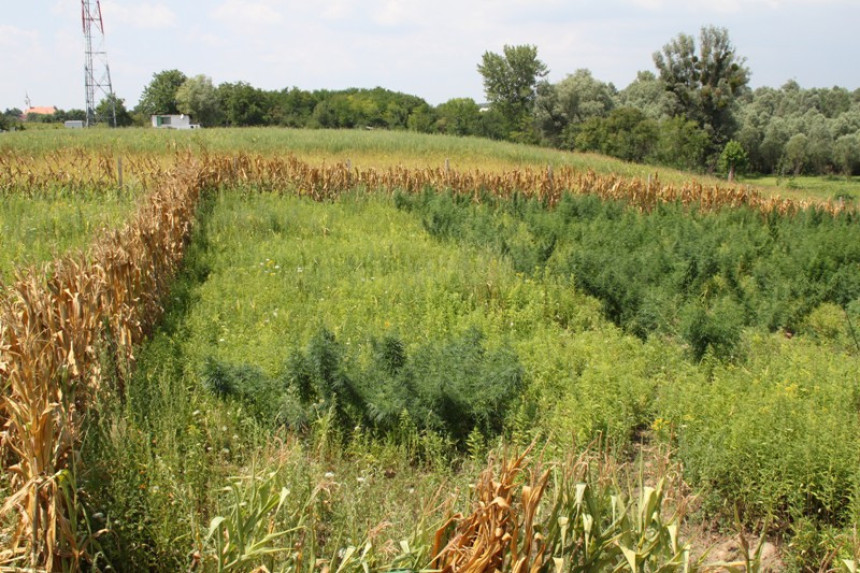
[
  {"left": 271, "top": 88, "right": 319, "bottom": 127},
  {"left": 534, "top": 69, "right": 615, "bottom": 147},
  {"left": 653, "top": 26, "right": 750, "bottom": 155},
  {"left": 830, "top": 109, "right": 860, "bottom": 139},
  {"left": 176, "top": 75, "right": 220, "bottom": 126},
  {"left": 406, "top": 104, "right": 435, "bottom": 133},
  {"left": 575, "top": 107, "right": 659, "bottom": 162},
  {"left": 758, "top": 118, "right": 790, "bottom": 174},
  {"left": 435, "top": 98, "right": 482, "bottom": 135},
  {"left": 312, "top": 94, "right": 355, "bottom": 128},
  {"left": 136, "top": 69, "right": 187, "bottom": 115},
  {"left": 617, "top": 70, "right": 672, "bottom": 120},
  {"left": 477, "top": 44, "right": 548, "bottom": 140},
  {"left": 655, "top": 116, "right": 711, "bottom": 171},
  {"left": 834, "top": 135, "right": 860, "bottom": 176},
  {"left": 218, "top": 82, "right": 268, "bottom": 126},
  {"left": 719, "top": 140, "right": 748, "bottom": 181},
  {"left": 783, "top": 133, "right": 809, "bottom": 175},
  {"left": 95, "top": 94, "right": 133, "bottom": 127},
  {"left": 476, "top": 107, "right": 509, "bottom": 140}
]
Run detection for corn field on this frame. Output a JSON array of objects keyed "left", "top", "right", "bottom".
[
  {"left": 0, "top": 150, "right": 851, "bottom": 570},
  {"left": 196, "top": 153, "right": 850, "bottom": 217},
  {"left": 0, "top": 160, "right": 210, "bottom": 568},
  {"left": 0, "top": 148, "right": 176, "bottom": 197}
]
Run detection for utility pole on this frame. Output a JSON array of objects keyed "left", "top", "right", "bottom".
[{"left": 82, "top": 0, "right": 116, "bottom": 127}]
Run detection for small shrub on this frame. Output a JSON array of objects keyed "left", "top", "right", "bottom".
[
  {"left": 283, "top": 327, "right": 524, "bottom": 448},
  {"left": 201, "top": 357, "right": 280, "bottom": 420},
  {"left": 801, "top": 302, "right": 848, "bottom": 343},
  {"left": 680, "top": 297, "right": 744, "bottom": 361}
]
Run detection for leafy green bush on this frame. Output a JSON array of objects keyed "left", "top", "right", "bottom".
[
  {"left": 661, "top": 336, "right": 860, "bottom": 528},
  {"left": 679, "top": 297, "right": 745, "bottom": 361},
  {"left": 399, "top": 190, "right": 860, "bottom": 361},
  {"left": 283, "top": 327, "right": 524, "bottom": 446},
  {"left": 202, "top": 356, "right": 282, "bottom": 421}
]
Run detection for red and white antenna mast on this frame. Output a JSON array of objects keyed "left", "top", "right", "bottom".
[{"left": 82, "top": 0, "right": 116, "bottom": 127}]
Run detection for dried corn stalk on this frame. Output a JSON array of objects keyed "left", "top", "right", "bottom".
[
  {"left": 431, "top": 447, "right": 550, "bottom": 573},
  {"left": 0, "top": 163, "right": 206, "bottom": 569}
]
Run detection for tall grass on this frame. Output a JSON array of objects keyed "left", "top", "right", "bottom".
[{"left": 0, "top": 189, "right": 136, "bottom": 282}]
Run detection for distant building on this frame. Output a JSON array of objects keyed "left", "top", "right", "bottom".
[
  {"left": 151, "top": 114, "right": 200, "bottom": 129},
  {"left": 23, "top": 106, "right": 57, "bottom": 119},
  {"left": 65, "top": 120, "right": 84, "bottom": 129}
]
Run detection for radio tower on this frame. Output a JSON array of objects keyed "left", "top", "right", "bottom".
[{"left": 82, "top": 0, "right": 116, "bottom": 127}]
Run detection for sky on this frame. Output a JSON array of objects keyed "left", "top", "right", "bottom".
[{"left": 3, "top": 0, "right": 859, "bottom": 112}]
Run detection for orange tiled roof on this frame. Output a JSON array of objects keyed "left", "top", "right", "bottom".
[{"left": 25, "top": 106, "right": 57, "bottom": 116}]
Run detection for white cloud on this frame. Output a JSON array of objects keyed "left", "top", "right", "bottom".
[
  {"left": 0, "top": 25, "right": 38, "bottom": 49},
  {"left": 211, "top": 0, "right": 284, "bottom": 27},
  {"left": 628, "top": 0, "right": 847, "bottom": 11},
  {"left": 318, "top": 0, "right": 357, "bottom": 20},
  {"left": 5, "top": 0, "right": 858, "bottom": 110},
  {"left": 374, "top": 0, "right": 408, "bottom": 26},
  {"left": 185, "top": 26, "right": 226, "bottom": 49},
  {"left": 102, "top": 2, "right": 177, "bottom": 29}
]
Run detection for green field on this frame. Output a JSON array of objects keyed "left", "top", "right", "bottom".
[
  {"left": 747, "top": 173, "right": 860, "bottom": 203},
  {"left": 0, "top": 126, "right": 741, "bottom": 180},
  {"left": 0, "top": 189, "right": 137, "bottom": 282},
  {"left": 3, "top": 129, "right": 860, "bottom": 570},
  {"left": 79, "top": 185, "right": 860, "bottom": 570}
]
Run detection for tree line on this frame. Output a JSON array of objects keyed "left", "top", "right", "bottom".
[
  {"left": 4, "top": 25, "right": 859, "bottom": 177},
  {"left": 486, "top": 29, "right": 860, "bottom": 177}
]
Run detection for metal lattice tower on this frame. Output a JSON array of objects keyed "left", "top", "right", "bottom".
[{"left": 82, "top": 0, "right": 116, "bottom": 127}]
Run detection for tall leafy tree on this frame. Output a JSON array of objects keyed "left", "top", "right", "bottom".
[
  {"left": 96, "top": 94, "right": 133, "bottom": 127},
  {"left": 218, "top": 82, "right": 268, "bottom": 126},
  {"left": 435, "top": 98, "right": 482, "bottom": 136},
  {"left": 617, "top": 71, "right": 672, "bottom": 120},
  {"left": 719, "top": 140, "right": 748, "bottom": 181},
  {"left": 271, "top": 87, "right": 320, "bottom": 127},
  {"left": 478, "top": 44, "right": 548, "bottom": 140},
  {"left": 575, "top": 107, "right": 659, "bottom": 162},
  {"left": 834, "top": 135, "right": 860, "bottom": 176},
  {"left": 176, "top": 75, "right": 220, "bottom": 126},
  {"left": 534, "top": 69, "right": 616, "bottom": 147},
  {"left": 783, "top": 133, "right": 809, "bottom": 175},
  {"left": 136, "top": 69, "right": 187, "bottom": 115},
  {"left": 653, "top": 26, "right": 750, "bottom": 153}
]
